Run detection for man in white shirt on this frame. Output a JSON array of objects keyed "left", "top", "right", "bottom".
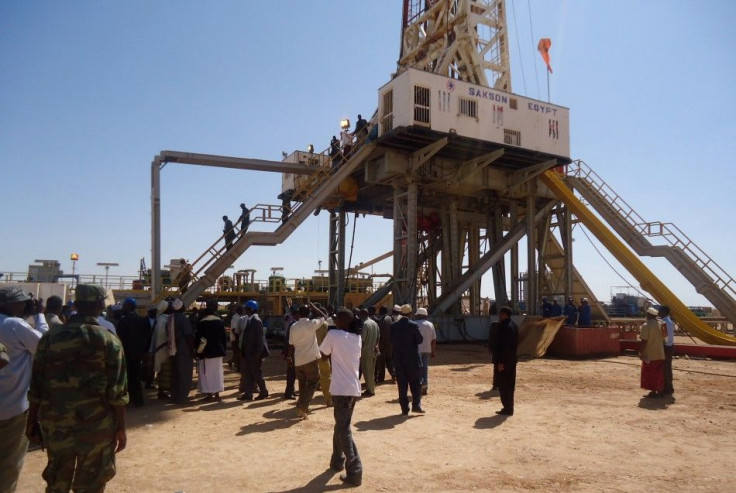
[
  {"left": 230, "top": 305, "right": 243, "bottom": 372},
  {"left": 340, "top": 125, "right": 353, "bottom": 165},
  {"left": 0, "top": 287, "right": 49, "bottom": 492},
  {"left": 319, "top": 308, "right": 363, "bottom": 487},
  {"left": 288, "top": 306, "right": 325, "bottom": 419},
  {"left": 96, "top": 314, "right": 117, "bottom": 335},
  {"left": 659, "top": 306, "right": 676, "bottom": 396},
  {"left": 414, "top": 308, "right": 437, "bottom": 396}
]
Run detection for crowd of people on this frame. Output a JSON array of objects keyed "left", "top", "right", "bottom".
[
  {"left": 0, "top": 279, "right": 681, "bottom": 491},
  {"left": 538, "top": 296, "right": 592, "bottom": 327}
]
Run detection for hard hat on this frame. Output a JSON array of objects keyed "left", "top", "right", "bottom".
[{"left": 246, "top": 300, "right": 259, "bottom": 311}]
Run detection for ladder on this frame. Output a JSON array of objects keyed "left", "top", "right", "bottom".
[
  {"left": 567, "top": 160, "right": 736, "bottom": 324},
  {"left": 153, "top": 138, "right": 377, "bottom": 307}
]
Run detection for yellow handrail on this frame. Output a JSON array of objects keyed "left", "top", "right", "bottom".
[{"left": 541, "top": 170, "right": 736, "bottom": 346}]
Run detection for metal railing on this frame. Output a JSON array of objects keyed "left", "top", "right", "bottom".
[
  {"left": 154, "top": 123, "right": 376, "bottom": 304},
  {"left": 0, "top": 272, "right": 142, "bottom": 291},
  {"left": 568, "top": 160, "right": 736, "bottom": 301}
]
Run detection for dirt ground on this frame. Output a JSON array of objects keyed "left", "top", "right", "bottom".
[{"left": 17, "top": 344, "right": 736, "bottom": 492}]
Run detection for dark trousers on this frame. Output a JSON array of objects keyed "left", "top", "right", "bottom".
[
  {"left": 232, "top": 336, "right": 241, "bottom": 371},
  {"left": 396, "top": 367, "right": 422, "bottom": 413},
  {"left": 241, "top": 356, "right": 267, "bottom": 398},
  {"left": 331, "top": 396, "right": 362, "bottom": 482},
  {"left": 171, "top": 352, "right": 193, "bottom": 404},
  {"left": 492, "top": 362, "right": 499, "bottom": 389},
  {"left": 126, "top": 357, "right": 144, "bottom": 407},
  {"left": 295, "top": 360, "right": 320, "bottom": 411},
  {"left": 663, "top": 345, "right": 675, "bottom": 393},
  {"left": 375, "top": 351, "right": 394, "bottom": 382},
  {"left": 284, "top": 360, "right": 296, "bottom": 398},
  {"left": 497, "top": 363, "right": 517, "bottom": 412}
]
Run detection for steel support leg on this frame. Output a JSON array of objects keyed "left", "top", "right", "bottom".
[
  {"left": 406, "top": 181, "right": 418, "bottom": 306},
  {"left": 337, "top": 209, "right": 346, "bottom": 308},
  {"left": 526, "top": 192, "right": 537, "bottom": 315},
  {"left": 328, "top": 212, "right": 338, "bottom": 307},
  {"left": 393, "top": 187, "right": 406, "bottom": 305},
  {"left": 510, "top": 202, "right": 519, "bottom": 313},
  {"left": 468, "top": 225, "right": 480, "bottom": 315},
  {"left": 151, "top": 157, "right": 162, "bottom": 298},
  {"left": 563, "top": 205, "right": 574, "bottom": 301}
]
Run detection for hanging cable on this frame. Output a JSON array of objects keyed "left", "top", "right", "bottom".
[
  {"left": 576, "top": 224, "right": 654, "bottom": 302},
  {"left": 527, "top": 0, "right": 541, "bottom": 99},
  {"left": 509, "top": 0, "right": 528, "bottom": 96},
  {"left": 344, "top": 213, "right": 358, "bottom": 296},
  {"left": 316, "top": 213, "right": 321, "bottom": 271}
]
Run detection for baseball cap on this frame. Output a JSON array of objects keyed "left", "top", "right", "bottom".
[{"left": 0, "top": 287, "right": 31, "bottom": 305}]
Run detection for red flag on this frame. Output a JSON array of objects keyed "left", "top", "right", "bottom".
[{"left": 538, "top": 38, "right": 553, "bottom": 73}]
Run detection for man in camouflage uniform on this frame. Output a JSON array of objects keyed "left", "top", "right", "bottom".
[{"left": 26, "top": 284, "right": 129, "bottom": 493}]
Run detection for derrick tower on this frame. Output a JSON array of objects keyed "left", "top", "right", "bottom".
[{"left": 150, "top": 0, "right": 736, "bottom": 345}]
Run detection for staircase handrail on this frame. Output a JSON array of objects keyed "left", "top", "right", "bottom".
[{"left": 568, "top": 160, "right": 736, "bottom": 299}]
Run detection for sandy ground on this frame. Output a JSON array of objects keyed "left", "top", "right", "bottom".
[{"left": 16, "top": 344, "right": 736, "bottom": 492}]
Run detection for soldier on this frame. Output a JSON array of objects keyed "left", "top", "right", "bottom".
[{"left": 26, "top": 284, "right": 129, "bottom": 492}]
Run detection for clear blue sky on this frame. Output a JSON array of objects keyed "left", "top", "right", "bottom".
[{"left": 2, "top": 1, "right": 734, "bottom": 307}]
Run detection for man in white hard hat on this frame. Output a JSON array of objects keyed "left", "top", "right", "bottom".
[
  {"left": 414, "top": 308, "right": 436, "bottom": 396},
  {"left": 640, "top": 307, "right": 665, "bottom": 399}
]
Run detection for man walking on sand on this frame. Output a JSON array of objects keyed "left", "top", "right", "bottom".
[
  {"left": 358, "top": 309, "right": 380, "bottom": 397},
  {"left": 319, "top": 308, "right": 363, "bottom": 487},
  {"left": 492, "top": 307, "right": 518, "bottom": 416},
  {"left": 414, "top": 308, "right": 436, "bottom": 396},
  {"left": 640, "top": 307, "right": 665, "bottom": 399},
  {"left": 659, "top": 306, "right": 675, "bottom": 396},
  {"left": 288, "top": 306, "right": 325, "bottom": 419},
  {"left": 390, "top": 304, "right": 424, "bottom": 415}
]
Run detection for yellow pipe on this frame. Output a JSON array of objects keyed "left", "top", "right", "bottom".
[{"left": 541, "top": 170, "right": 736, "bottom": 346}]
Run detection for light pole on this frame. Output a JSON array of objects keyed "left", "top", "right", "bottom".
[
  {"left": 70, "top": 253, "right": 79, "bottom": 287},
  {"left": 96, "top": 262, "right": 119, "bottom": 290}
]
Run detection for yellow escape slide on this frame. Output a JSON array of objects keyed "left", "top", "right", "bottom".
[{"left": 541, "top": 170, "right": 736, "bottom": 346}]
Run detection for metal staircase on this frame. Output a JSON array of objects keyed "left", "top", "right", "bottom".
[
  {"left": 360, "top": 278, "right": 395, "bottom": 308},
  {"left": 160, "top": 142, "right": 376, "bottom": 306},
  {"left": 567, "top": 160, "right": 736, "bottom": 323}
]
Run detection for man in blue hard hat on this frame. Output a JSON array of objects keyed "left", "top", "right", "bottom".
[{"left": 238, "top": 300, "right": 269, "bottom": 401}]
